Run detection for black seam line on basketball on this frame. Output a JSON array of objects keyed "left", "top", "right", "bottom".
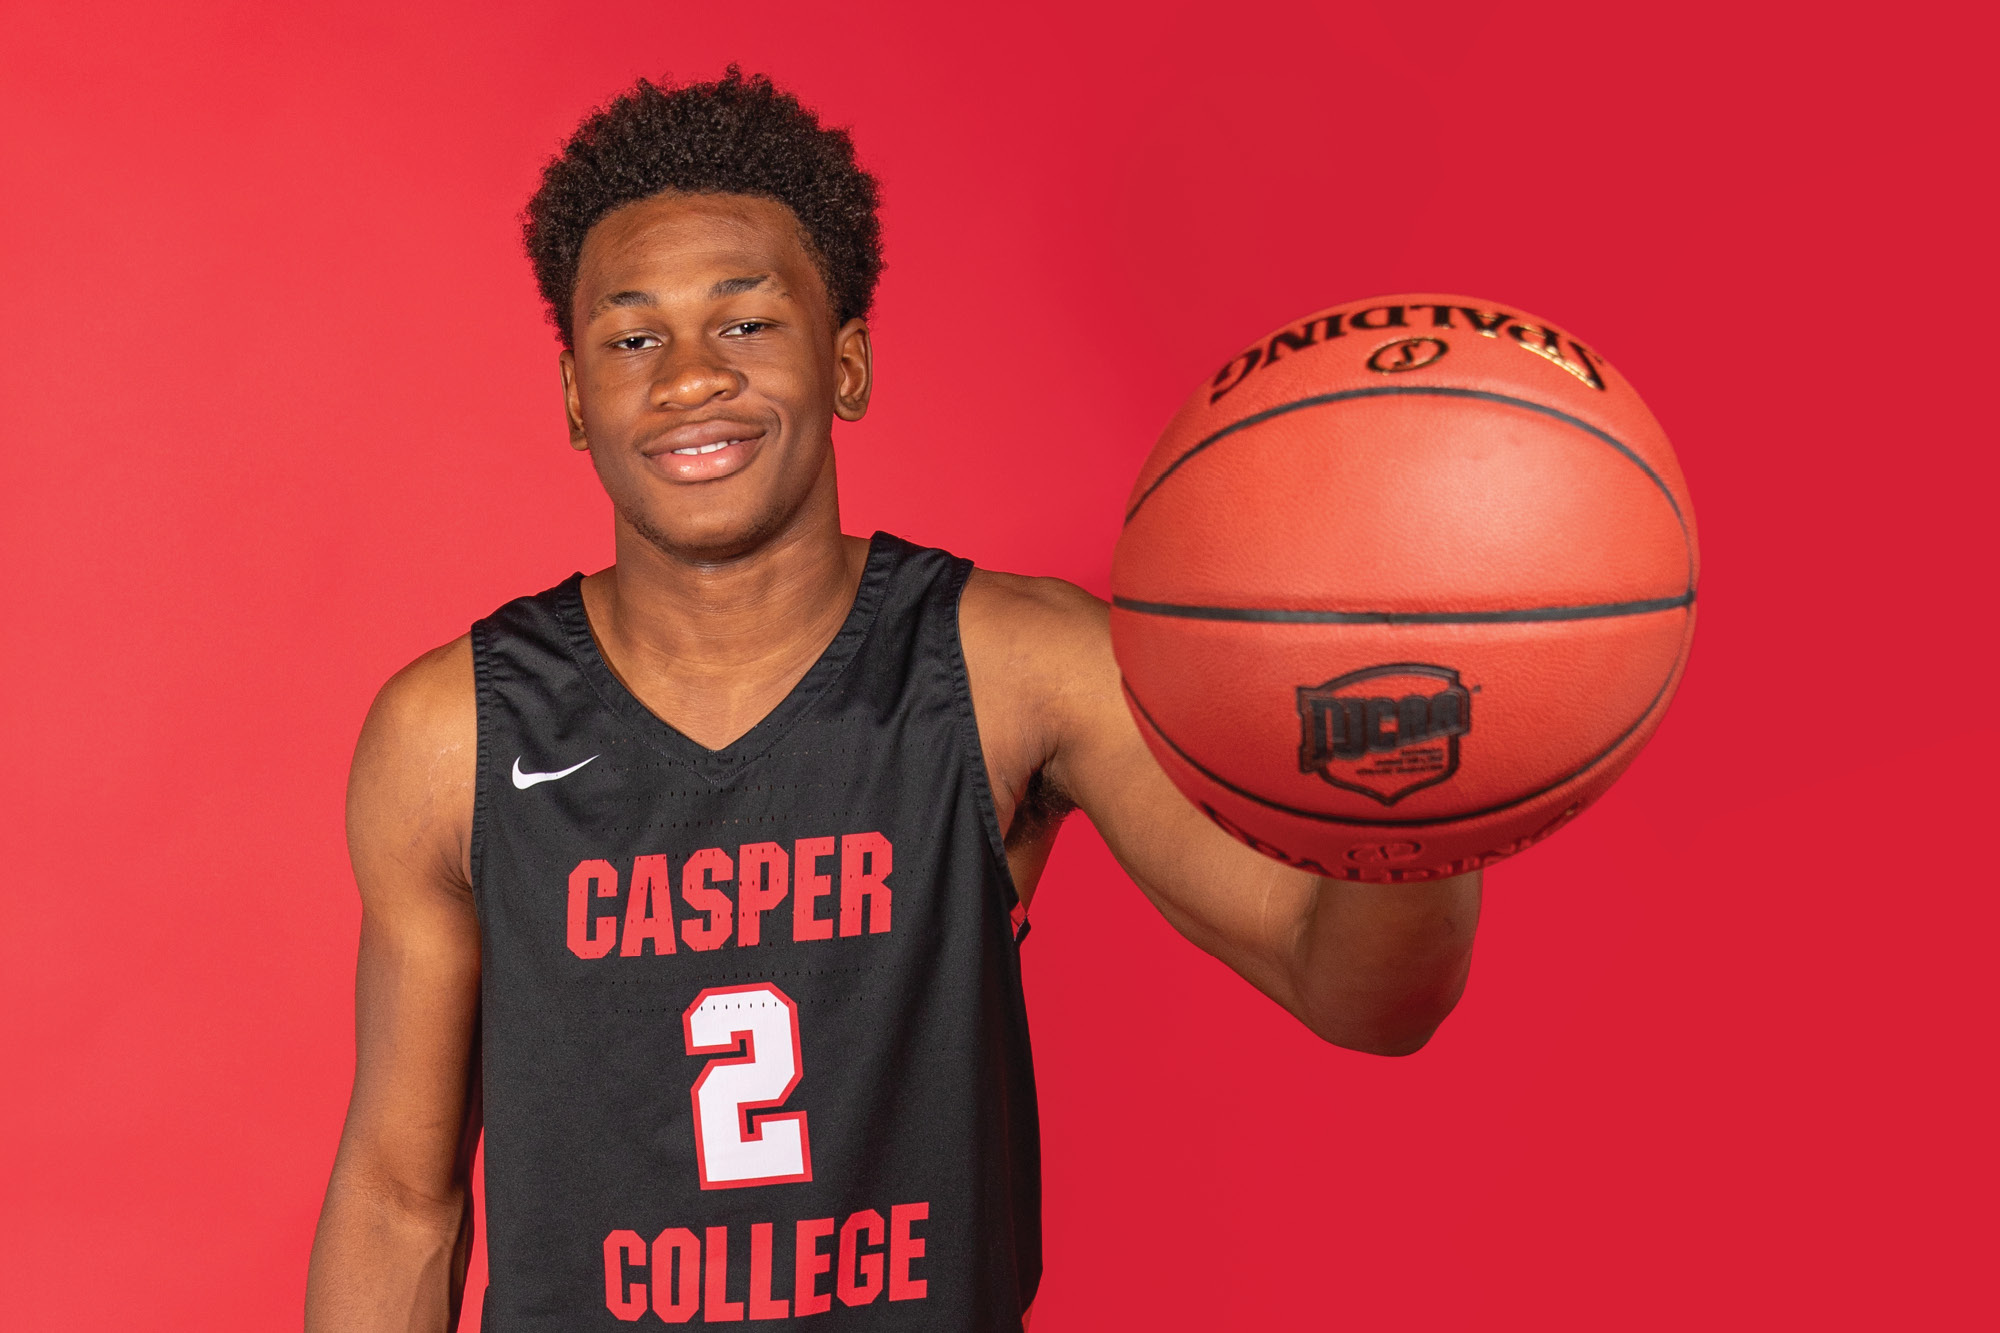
[
  {"left": 1122, "top": 387, "right": 1691, "bottom": 577},
  {"left": 1111, "top": 591, "right": 1694, "bottom": 625},
  {"left": 1119, "top": 632, "right": 1685, "bottom": 829}
]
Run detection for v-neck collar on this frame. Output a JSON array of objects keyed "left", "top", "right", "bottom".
[{"left": 555, "top": 532, "right": 900, "bottom": 782}]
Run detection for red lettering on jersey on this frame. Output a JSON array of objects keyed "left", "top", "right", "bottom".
[
  {"left": 618, "top": 854, "right": 676, "bottom": 957},
  {"left": 652, "top": 1227, "right": 699, "bottom": 1323},
  {"left": 794, "top": 1217, "right": 834, "bottom": 1316},
  {"left": 567, "top": 859, "right": 619, "bottom": 959},
  {"left": 680, "top": 847, "right": 734, "bottom": 952},
  {"left": 747, "top": 1221, "right": 790, "bottom": 1318},
  {"left": 837, "top": 1208, "right": 885, "bottom": 1307},
  {"left": 792, "top": 837, "right": 836, "bottom": 942},
  {"left": 839, "top": 832, "right": 893, "bottom": 936},
  {"left": 603, "top": 1207, "right": 927, "bottom": 1320},
  {"left": 737, "top": 842, "right": 789, "bottom": 946},
  {"left": 602, "top": 1229, "right": 646, "bottom": 1320},
  {"left": 890, "top": 1202, "right": 929, "bottom": 1300},
  {"left": 703, "top": 1224, "right": 744, "bottom": 1320}
]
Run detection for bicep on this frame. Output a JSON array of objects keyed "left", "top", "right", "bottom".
[
  {"left": 340, "top": 866, "right": 481, "bottom": 1197},
  {"left": 333, "top": 643, "right": 483, "bottom": 1201}
]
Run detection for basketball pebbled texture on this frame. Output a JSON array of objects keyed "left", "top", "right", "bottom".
[{"left": 1111, "top": 293, "right": 1698, "bottom": 882}]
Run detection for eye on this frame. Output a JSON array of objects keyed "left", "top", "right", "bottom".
[
  {"left": 609, "top": 333, "right": 661, "bottom": 351},
  {"left": 722, "top": 320, "right": 772, "bottom": 337}
]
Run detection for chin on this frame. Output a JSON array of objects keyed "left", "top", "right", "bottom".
[{"left": 622, "top": 498, "right": 796, "bottom": 565}]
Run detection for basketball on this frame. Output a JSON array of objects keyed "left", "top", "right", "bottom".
[{"left": 1111, "top": 293, "right": 1698, "bottom": 882}]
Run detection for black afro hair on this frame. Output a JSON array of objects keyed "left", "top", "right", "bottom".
[{"left": 523, "top": 67, "right": 883, "bottom": 347}]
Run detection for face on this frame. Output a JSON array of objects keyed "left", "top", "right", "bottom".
[{"left": 560, "top": 192, "right": 870, "bottom": 562}]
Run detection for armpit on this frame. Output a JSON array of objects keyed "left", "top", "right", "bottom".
[{"left": 1004, "top": 768, "right": 1076, "bottom": 852}]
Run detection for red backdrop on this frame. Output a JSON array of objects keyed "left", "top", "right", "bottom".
[{"left": 2, "top": 2, "right": 1993, "bottom": 1327}]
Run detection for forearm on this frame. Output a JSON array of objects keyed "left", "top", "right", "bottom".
[
  {"left": 305, "top": 1167, "right": 471, "bottom": 1333},
  {"left": 1290, "top": 871, "right": 1482, "bottom": 1055}
]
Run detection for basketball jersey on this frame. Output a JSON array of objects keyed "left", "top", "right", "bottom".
[{"left": 469, "top": 533, "right": 1041, "bottom": 1330}]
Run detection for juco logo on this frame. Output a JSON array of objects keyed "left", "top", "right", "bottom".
[{"left": 1296, "top": 664, "right": 1472, "bottom": 804}]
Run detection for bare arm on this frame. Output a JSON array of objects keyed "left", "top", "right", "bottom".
[
  {"left": 963, "top": 574, "right": 1479, "bottom": 1055},
  {"left": 306, "top": 638, "right": 483, "bottom": 1330}
]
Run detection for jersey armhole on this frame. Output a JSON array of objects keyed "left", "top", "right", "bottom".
[
  {"left": 466, "top": 618, "right": 495, "bottom": 910},
  {"left": 944, "top": 560, "right": 1030, "bottom": 942}
]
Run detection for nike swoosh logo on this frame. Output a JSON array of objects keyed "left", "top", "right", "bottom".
[{"left": 511, "top": 754, "right": 599, "bottom": 790}]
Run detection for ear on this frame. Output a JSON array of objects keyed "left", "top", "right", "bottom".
[
  {"left": 559, "top": 349, "right": 590, "bottom": 451},
  {"left": 832, "top": 318, "right": 873, "bottom": 422}
]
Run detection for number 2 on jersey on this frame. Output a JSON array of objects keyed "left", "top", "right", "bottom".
[{"left": 683, "top": 983, "right": 813, "bottom": 1189}]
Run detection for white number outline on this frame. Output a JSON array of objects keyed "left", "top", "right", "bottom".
[{"left": 682, "top": 982, "right": 813, "bottom": 1189}]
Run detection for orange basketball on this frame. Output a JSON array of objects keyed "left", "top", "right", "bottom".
[{"left": 1111, "top": 294, "right": 1698, "bottom": 882}]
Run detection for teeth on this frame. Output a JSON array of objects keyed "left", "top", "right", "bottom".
[{"left": 673, "top": 439, "right": 741, "bottom": 456}]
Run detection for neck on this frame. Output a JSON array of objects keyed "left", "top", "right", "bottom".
[{"left": 579, "top": 469, "right": 870, "bottom": 751}]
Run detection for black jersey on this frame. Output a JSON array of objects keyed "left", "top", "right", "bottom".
[{"left": 469, "top": 533, "right": 1041, "bottom": 1330}]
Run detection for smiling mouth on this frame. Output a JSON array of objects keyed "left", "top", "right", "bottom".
[{"left": 641, "top": 420, "right": 766, "bottom": 477}]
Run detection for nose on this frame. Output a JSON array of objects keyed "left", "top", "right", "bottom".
[{"left": 650, "top": 343, "right": 742, "bottom": 409}]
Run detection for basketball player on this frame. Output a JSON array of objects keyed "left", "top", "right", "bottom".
[{"left": 305, "top": 70, "right": 1481, "bottom": 1331}]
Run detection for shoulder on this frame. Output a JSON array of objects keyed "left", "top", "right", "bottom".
[
  {"left": 357, "top": 635, "right": 476, "bottom": 765},
  {"left": 959, "top": 566, "right": 1117, "bottom": 703},
  {"left": 958, "top": 567, "right": 1121, "bottom": 771},
  {"left": 347, "top": 634, "right": 477, "bottom": 890},
  {"left": 959, "top": 567, "right": 1111, "bottom": 660}
]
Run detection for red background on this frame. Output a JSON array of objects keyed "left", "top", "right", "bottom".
[{"left": 2, "top": 2, "right": 1993, "bottom": 1328}]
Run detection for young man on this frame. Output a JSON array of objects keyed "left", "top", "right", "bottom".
[{"left": 305, "top": 70, "right": 1480, "bottom": 1331}]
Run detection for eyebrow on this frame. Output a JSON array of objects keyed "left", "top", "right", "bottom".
[
  {"left": 709, "top": 273, "right": 770, "bottom": 297},
  {"left": 590, "top": 289, "right": 659, "bottom": 318},
  {"left": 587, "top": 274, "right": 774, "bottom": 320}
]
